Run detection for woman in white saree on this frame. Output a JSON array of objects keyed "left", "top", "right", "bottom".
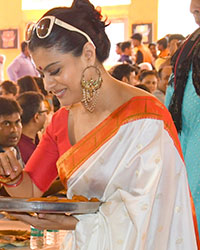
[
  {"left": 57, "top": 97, "right": 199, "bottom": 250},
  {"left": 0, "top": 0, "right": 199, "bottom": 249}
]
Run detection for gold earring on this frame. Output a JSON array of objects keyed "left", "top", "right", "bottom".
[{"left": 81, "top": 65, "right": 102, "bottom": 112}]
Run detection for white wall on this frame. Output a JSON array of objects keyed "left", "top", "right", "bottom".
[{"left": 158, "top": 0, "right": 198, "bottom": 39}]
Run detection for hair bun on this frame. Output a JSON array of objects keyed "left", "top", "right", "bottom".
[
  {"left": 72, "top": 0, "right": 106, "bottom": 31},
  {"left": 71, "top": 0, "right": 94, "bottom": 10}
]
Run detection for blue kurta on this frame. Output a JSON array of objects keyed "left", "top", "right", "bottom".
[{"left": 165, "top": 68, "right": 200, "bottom": 231}]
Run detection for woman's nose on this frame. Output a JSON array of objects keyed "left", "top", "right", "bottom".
[{"left": 43, "top": 76, "right": 56, "bottom": 93}]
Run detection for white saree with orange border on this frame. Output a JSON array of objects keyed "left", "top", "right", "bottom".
[{"left": 57, "top": 96, "right": 198, "bottom": 250}]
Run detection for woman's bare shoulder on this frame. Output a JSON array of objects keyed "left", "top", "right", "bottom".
[{"left": 120, "top": 83, "right": 153, "bottom": 101}]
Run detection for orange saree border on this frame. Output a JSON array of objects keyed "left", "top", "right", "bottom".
[
  {"left": 57, "top": 96, "right": 182, "bottom": 185},
  {"left": 57, "top": 95, "right": 199, "bottom": 247}
]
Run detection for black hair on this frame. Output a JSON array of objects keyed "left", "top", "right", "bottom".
[
  {"left": 135, "top": 84, "right": 151, "bottom": 93},
  {"left": 168, "top": 34, "right": 185, "bottom": 43},
  {"left": 120, "top": 41, "right": 131, "bottom": 52},
  {"left": 34, "top": 77, "right": 48, "bottom": 96},
  {"left": 148, "top": 42, "right": 156, "bottom": 48},
  {"left": 0, "top": 80, "right": 18, "bottom": 96},
  {"left": 131, "top": 33, "right": 142, "bottom": 42},
  {"left": 21, "top": 41, "right": 28, "bottom": 52},
  {"left": 157, "top": 37, "right": 168, "bottom": 49},
  {"left": 139, "top": 69, "right": 158, "bottom": 82},
  {"left": 116, "top": 42, "right": 122, "bottom": 47},
  {"left": 17, "top": 75, "right": 40, "bottom": 94},
  {"left": 52, "top": 95, "right": 60, "bottom": 112},
  {"left": 17, "top": 91, "right": 44, "bottom": 125},
  {"left": 111, "top": 64, "right": 139, "bottom": 81},
  {"left": 28, "top": 0, "right": 111, "bottom": 63},
  {"left": 0, "top": 97, "right": 22, "bottom": 116}
]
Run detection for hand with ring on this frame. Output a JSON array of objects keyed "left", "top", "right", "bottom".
[{"left": 0, "top": 149, "right": 22, "bottom": 184}]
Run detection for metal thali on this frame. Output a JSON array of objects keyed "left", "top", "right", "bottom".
[{"left": 0, "top": 197, "right": 101, "bottom": 214}]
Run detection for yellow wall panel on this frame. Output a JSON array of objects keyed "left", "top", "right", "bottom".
[{"left": 0, "top": 0, "right": 158, "bottom": 80}]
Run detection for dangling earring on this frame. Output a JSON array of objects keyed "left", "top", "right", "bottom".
[{"left": 81, "top": 65, "right": 102, "bottom": 112}]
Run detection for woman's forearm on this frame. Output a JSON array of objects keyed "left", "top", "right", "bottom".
[{"left": 4, "top": 171, "right": 43, "bottom": 198}]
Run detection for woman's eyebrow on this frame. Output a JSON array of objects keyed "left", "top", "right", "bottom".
[{"left": 43, "top": 61, "right": 60, "bottom": 72}]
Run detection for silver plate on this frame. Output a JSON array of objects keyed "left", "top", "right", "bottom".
[{"left": 0, "top": 197, "right": 101, "bottom": 214}]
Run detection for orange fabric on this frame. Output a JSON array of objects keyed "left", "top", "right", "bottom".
[
  {"left": 137, "top": 45, "right": 154, "bottom": 64},
  {"left": 57, "top": 96, "right": 183, "bottom": 184},
  {"left": 158, "top": 48, "right": 170, "bottom": 58}
]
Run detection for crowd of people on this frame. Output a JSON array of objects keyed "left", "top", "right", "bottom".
[
  {"left": 0, "top": 0, "right": 199, "bottom": 249},
  {"left": 0, "top": 45, "right": 61, "bottom": 197},
  {"left": 111, "top": 0, "right": 200, "bottom": 238},
  {"left": 111, "top": 30, "right": 187, "bottom": 104}
]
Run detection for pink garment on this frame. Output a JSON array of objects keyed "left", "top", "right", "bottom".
[
  {"left": 24, "top": 107, "right": 71, "bottom": 192},
  {"left": 7, "top": 53, "right": 39, "bottom": 82}
]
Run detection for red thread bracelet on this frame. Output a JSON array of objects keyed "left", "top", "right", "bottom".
[{"left": 3, "top": 172, "right": 24, "bottom": 187}]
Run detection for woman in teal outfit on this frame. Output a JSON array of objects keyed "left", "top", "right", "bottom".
[
  {"left": 165, "top": 0, "right": 200, "bottom": 232},
  {"left": 165, "top": 66, "right": 200, "bottom": 231}
]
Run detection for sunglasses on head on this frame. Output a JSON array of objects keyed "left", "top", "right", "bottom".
[{"left": 25, "top": 16, "right": 95, "bottom": 47}]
